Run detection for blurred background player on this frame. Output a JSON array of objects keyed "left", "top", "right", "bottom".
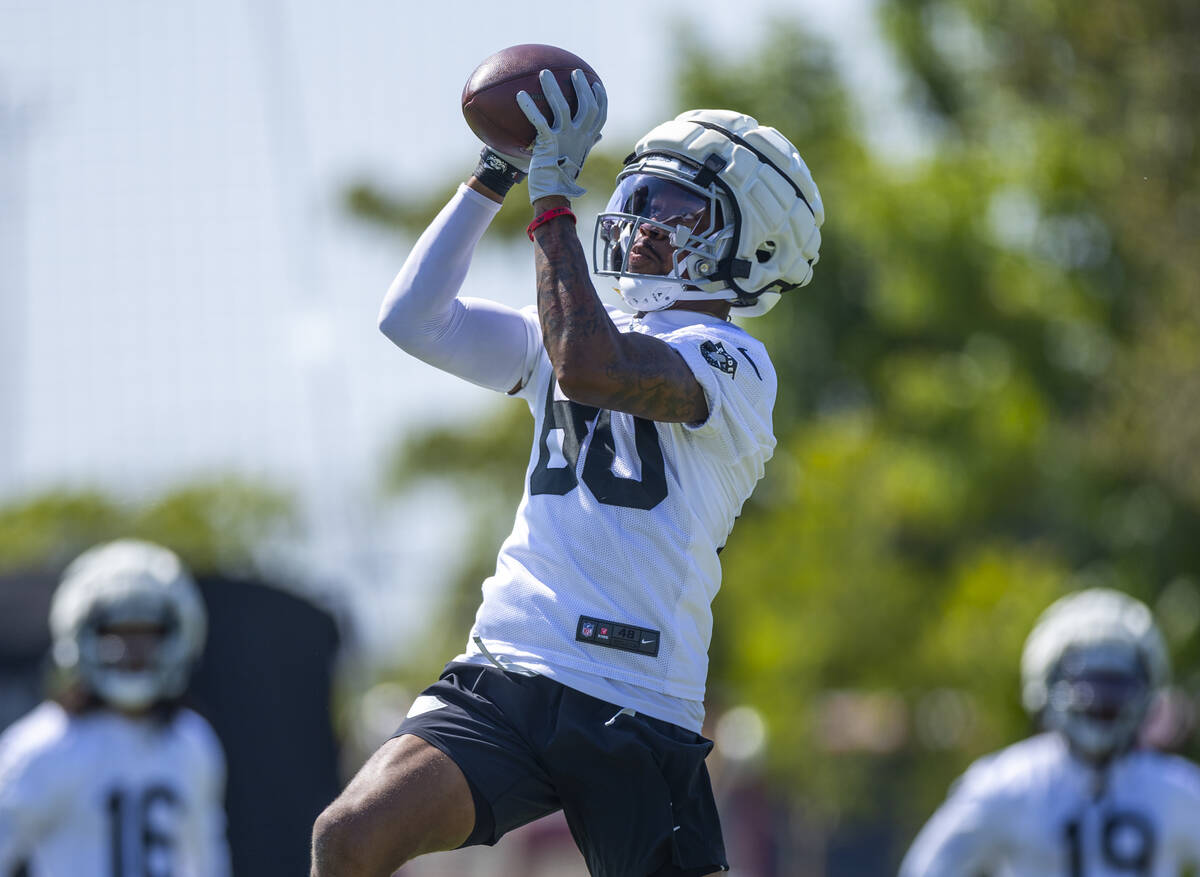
[
  {"left": 311, "top": 69, "right": 822, "bottom": 876},
  {"left": 900, "top": 587, "right": 1200, "bottom": 876},
  {"left": 0, "top": 539, "right": 231, "bottom": 876}
]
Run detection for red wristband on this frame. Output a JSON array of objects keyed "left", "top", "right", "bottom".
[{"left": 526, "top": 207, "right": 576, "bottom": 241}]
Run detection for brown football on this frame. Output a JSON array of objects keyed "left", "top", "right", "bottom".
[{"left": 461, "top": 44, "right": 602, "bottom": 157}]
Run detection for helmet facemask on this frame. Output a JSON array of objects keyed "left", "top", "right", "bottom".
[
  {"left": 594, "top": 157, "right": 735, "bottom": 313},
  {"left": 78, "top": 599, "right": 186, "bottom": 711},
  {"left": 1043, "top": 644, "right": 1152, "bottom": 763}
]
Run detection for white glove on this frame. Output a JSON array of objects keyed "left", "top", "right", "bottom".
[{"left": 517, "top": 69, "right": 607, "bottom": 204}]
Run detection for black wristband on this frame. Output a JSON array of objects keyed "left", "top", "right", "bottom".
[{"left": 473, "top": 148, "right": 527, "bottom": 197}]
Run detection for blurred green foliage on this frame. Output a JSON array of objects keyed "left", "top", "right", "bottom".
[
  {"left": 353, "top": 0, "right": 1200, "bottom": 849},
  {"left": 0, "top": 479, "right": 297, "bottom": 577}
]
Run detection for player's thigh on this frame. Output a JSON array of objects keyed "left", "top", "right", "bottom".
[{"left": 316, "top": 733, "right": 475, "bottom": 862}]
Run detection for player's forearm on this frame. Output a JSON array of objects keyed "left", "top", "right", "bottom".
[
  {"left": 530, "top": 199, "right": 625, "bottom": 399},
  {"left": 466, "top": 176, "right": 505, "bottom": 204},
  {"left": 530, "top": 201, "right": 707, "bottom": 422}
]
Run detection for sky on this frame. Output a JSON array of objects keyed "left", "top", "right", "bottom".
[{"left": 0, "top": 0, "right": 896, "bottom": 661}]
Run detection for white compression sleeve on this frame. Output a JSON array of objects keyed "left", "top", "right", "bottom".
[{"left": 378, "top": 184, "right": 538, "bottom": 393}]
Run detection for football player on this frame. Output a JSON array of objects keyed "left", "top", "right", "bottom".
[
  {"left": 900, "top": 588, "right": 1200, "bottom": 876},
  {"left": 311, "top": 71, "right": 823, "bottom": 876},
  {"left": 0, "top": 539, "right": 231, "bottom": 876}
]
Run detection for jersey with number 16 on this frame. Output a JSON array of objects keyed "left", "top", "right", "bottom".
[{"left": 0, "top": 701, "right": 230, "bottom": 876}]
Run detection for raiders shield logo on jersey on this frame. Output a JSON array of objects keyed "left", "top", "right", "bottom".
[{"left": 700, "top": 340, "right": 737, "bottom": 376}]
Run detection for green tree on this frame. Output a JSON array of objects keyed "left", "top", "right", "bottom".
[
  {"left": 352, "top": 2, "right": 1200, "bottom": 860},
  {"left": 0, "top": 478, "right": 297, "bottom": 576}
]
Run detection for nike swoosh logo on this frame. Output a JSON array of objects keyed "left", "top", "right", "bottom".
[
  {"left": 641, "top": 638, "right": 656, "bottom": 645},
  {"left": 406, "top": 695, "right": 447, "bottom": 718}
]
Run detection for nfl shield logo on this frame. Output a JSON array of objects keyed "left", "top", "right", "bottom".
[{"left": 581, "top": 622, "right": 595, "bottom": 638}]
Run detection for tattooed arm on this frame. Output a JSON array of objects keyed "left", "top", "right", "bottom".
[{"left": 530, "top": 195, "right": 709, "bottom": 423}]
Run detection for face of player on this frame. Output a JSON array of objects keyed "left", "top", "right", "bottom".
[
  {"left": 604, "top": 175, "right": 720, "bottom": 278},
  {"left": 1055, "top": 663, "right": 1148, "bottom": 722},
  {"left": 95, "top": 621, "right": 169, "bottom": 674},
  {"left": 89, "top": 619, "right": 172, "bottom": 716},
  {"left": 629, "top": 194, "right": 714, "bottom": 276},
  {"left": 1047, "top": 646, "right": 1151, "bottom": 761}
]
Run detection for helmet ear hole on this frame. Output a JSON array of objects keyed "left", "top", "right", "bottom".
[{"left": 756, "top": 241, "right": 776, "bottom": 263}]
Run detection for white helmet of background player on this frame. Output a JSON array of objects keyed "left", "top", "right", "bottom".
[
  {"left": 1021, "top": 588, "right": 1169, "bottom": 762},
  {"left": 593, "top": 109, "right": 824, "bottom": 316},
  {"left": 49, "top": 539, "right": 207, "bottom": 711}
]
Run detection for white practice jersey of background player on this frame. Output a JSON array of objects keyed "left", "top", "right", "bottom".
[
  {"left": 0, "top": 700, "right": 230, "bottom": 877},
  {"left": 901, "top": 587, "right": 1200, "bottom": 877},
  {"left": 383, "top": 185, "right": 776, "bottom": 732},
  {"left": 900, "top": 731, "right": 1200, "bottom": 876}
]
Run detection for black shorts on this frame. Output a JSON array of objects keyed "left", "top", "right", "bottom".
[{"left": 393, "top": 661, "right": 728, "bottom": 877}]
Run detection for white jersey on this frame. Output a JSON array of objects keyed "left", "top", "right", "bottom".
[
  {"left": 900, "top": 733, "right": 1200, "bottom": 877},
  {"left": 457, "top": 303, "right": 777, "bottom": 731},
  {"left": 0, "top": 701, "right": 231, "bottom": 877}
]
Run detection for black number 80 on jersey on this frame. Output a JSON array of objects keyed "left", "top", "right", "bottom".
[{"left": 530, "top": 381, "right": 668, "bottom": 511}]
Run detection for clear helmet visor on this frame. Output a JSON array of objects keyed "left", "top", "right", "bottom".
[{"left": 594, "top": 173, "right": 729, "bottom": 282}]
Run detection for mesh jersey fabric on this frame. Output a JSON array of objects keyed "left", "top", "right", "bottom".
[{"left": 455, "top": 304, "right": 777, "bottom": 728}]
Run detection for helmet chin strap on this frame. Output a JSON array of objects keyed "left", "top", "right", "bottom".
[
  {"left": 615, "top": 276, "right": 682, "bottom": 312},
  {"left": 615, "top": 274, "right": 736, "bottom": 313}
]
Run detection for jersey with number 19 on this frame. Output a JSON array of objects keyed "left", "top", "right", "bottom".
[
  {"left": 900, "top": 732, "right": 1200, "bottom": 877},
  {"left": 456, "top": 304, "right": 776, "bottom": 732},
  {"left": 0, "top": 701, "right": 230, "bottom": 877}
]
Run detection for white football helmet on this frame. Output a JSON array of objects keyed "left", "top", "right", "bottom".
[
  {"left": 1021, "top": 588, "right": 1168, "bottom": 762},
  {"left": 49, "top": 539, "right": 207, "bottom": 711},
  {"left": 593, "top": 109, "right": 824, "bottom": 316}
]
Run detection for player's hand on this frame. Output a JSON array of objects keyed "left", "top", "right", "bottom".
[{"left": 517, "top": 69, "right": 607, "bottom": 204}]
